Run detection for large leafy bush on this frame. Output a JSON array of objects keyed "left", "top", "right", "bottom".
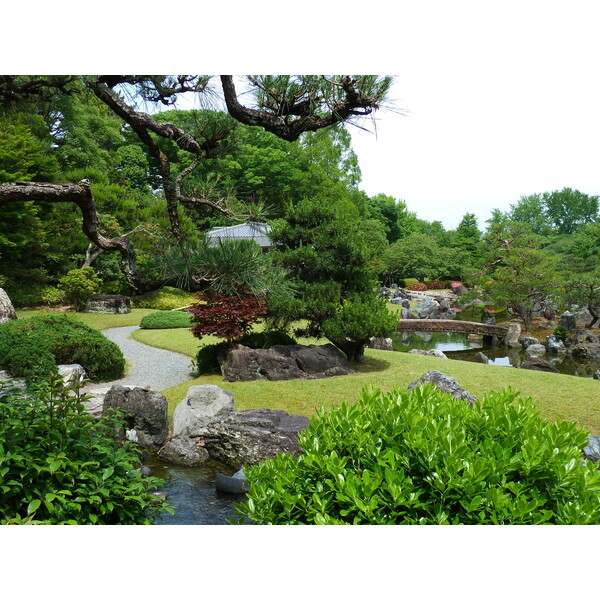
[
  {"left": 139, "top": 310, "right": 192, "bottom": 329},
  {"left": 0, "top": 315, "right": 125, "bottom": 382},
  {"left": 131, "top": 286, "right": 195, "bottom": 310},
  {"left": 235, "top": 384, "right": 600, "bottom": 524},
  {"left": 0, "top": 376, "right": 173, "bottom": 524},
  {"left": 57, "top": 267, "right": 102, "bottom": 311}
]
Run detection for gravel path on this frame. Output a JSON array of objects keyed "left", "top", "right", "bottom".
[{"left": 81, "top": 326, "right": 195, "bottom": 411}]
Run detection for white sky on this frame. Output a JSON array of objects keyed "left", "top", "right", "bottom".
[{"left": 7, "top": 1, "right": 600, "bottom": 233}]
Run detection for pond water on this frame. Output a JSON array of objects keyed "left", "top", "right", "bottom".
[
  {"left": 391, "top": 331, "right": 600, "bottom": 378},
  {"left": 145, "top": 457, "right": 243, "bottom": 525}
]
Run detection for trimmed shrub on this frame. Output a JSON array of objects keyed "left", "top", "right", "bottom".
[
  {"left": 140, "top": 310, "right": 192, "bottom": 329},
  {"left": 424, "top": 280, "right": 445, "bottom": 290},
  {"left": 407, "top": 282, "right": 427, "bottom": 291},
  {"left": 235, "top": 384, "right": 600, "bottom": 525},
  {"left": 194, "top": 340, "right": 231, "bottom": 375},
  {"left": 0, "top": 375, "right": 173, "bottom": 524},
  {"left": 240, "top": 330, "right": 297, "bottom": 349},
  {"left": 0, "top": 315, "right": 125, "bottom": 383},
  {"left": 57, "top": 267, "right": 102, "bottom": 311},
  {"left": 131, "top": 286, "right": 195, "bottom": 310},
  {"left": 401, "top": 278, "right": 420, "bottom": 288}
]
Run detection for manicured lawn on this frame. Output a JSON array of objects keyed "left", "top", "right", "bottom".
[
  {"left": 15, "top": 308, "right": 600, "bottom": 434},
  {"left": 133, "top": 324, "right": 600, "bottom": 434}
]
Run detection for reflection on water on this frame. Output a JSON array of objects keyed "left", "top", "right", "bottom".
[
  {"left": 391, "top": 332, "right": 600, "bottom": 378},
  {"left": 145, "top": 458, "right": 242, "bottom": 525}
]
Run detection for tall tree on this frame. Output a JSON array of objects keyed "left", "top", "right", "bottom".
[{"left": 0, "top": 75, "right": 393, "bottom": 293}]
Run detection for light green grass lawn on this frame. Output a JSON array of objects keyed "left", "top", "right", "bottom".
[
  {"left": 16, "top": 308, "right": 156, "bottom": 330},
  {"left": 133, "top": 325, "right": 600, "bottom": 434},
  {"left": 16, "top": 308, "right": 600, "bottom": 434}
]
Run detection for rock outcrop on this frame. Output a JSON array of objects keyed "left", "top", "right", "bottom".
[
  {"left": 520, "top": 357, "right": 560, "bottom": 373},
  {"left": 407, "top": 370, "right": 477, "bottom": 405},
  {"left": 84, "top": 294, "right": 131, "bottom": 314},
  {"left": 221, "top": 343, "right": 354, "bottom": 382},
  {"left": 102, "top": 385, "right": 168, "bottom": 450},
  {"left": 0, "top": 288, "right": 17, "bottom": 324}
]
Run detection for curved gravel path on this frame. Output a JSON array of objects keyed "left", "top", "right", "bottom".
[{"left": 82, "top": 326, "right": 194, "bottom": 409}]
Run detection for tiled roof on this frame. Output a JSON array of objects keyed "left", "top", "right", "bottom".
[{"left": 206, "top": 221, "right": 271, "bottom": 247}]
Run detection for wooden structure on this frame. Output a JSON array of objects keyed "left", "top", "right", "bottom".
[{"left": 398, "top": 319, "right": 508, "bottom": 339}]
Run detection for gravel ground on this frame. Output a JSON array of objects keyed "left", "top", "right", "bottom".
[{"left": 81, "top": 326, "right": 195, "bottom": 410}]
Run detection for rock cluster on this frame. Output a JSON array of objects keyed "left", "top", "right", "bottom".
[{"left": 83, "top": 294, "right": 131, "bottom": 314}]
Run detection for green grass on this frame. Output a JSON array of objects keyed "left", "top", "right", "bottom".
[
  {"left": 14, "top": 309, "right": 600, "bottom": 435},
  {"left": 16, "top": 308, "right": 155, "bottom": 330}
]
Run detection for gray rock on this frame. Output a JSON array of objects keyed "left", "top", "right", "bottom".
[
  {"left": 481, "top": 311, "right": 496, "bottom": 326},
  {"left": 84, "top": 294, "right": 131, "bottom": 314},
  {"left": 583, "top": 435, "right": 600, "bottom": 462},
  {"left": 171, "top": 384, "right": 235, "bottom": 438},
  {"left": 473, "top": 352, "right": 489, "bottom": 364},
  {"left": 545, "top": 335, "right": 566, "bottom": 354},
  {"left": 569, "top": 343, "right": 600, "bottom": 360},
  {"left": 520, "top": 357, "right": 560, "bottom": 373},
  {"left": 407, "top": 370, "right": 477, "bottom": 405},
  {"left": 221, "top": 343, "right": 354, "bottom": 383},
  {"left": 594, "top": 370, "right": 600, "bottom": 381},
  {"left": 414, "top": 297, "right": 440, "bottom": 319},
  {"left": 102, "top": 385, "right": 168, "bottom": 450},
  {"left": 525, "top": 344, "right": 546, "bottom": 357},
  {"left": 574, "top": 307, "right": 594, "bottom": 329},
  {"left": 0, "top": 288, "right": 17, "bottom": 324},
  {"left": 158, "top": 436, "right": 210, "bottom": 466},
  {"left": 368, "top": 337, "right": 393, "bottom": 351},
  {"left": 558, "top": 311, "right": 577, "bottom": 332},
  {"left": 519, "top": 337, "right": 539, "bottom": 350},
  {"left": 58, "top": 364, "right": 87, "bottom": 386},
  {"left": 408, "top": 349, "right": 448, "bottom": 359},
  {"left": 401, "top": 306, "right": 418, "bottom": 319},
  {"left": 215, "top": 467, "right": 250, "bottom": 494},
  {"left": 504, "top": 323, "right": 522, "bottom": 348},
  {"left": 204, "top": 408, "right": 310, "bottom": 469}
]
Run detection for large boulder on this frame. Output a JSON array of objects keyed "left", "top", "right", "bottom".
[
  {"left": 203, "top": 408, "right": 311, "bottom": 470},
  {"left": 407, "top": 370, "right": 477, "bottom": 405},
  {"left": 545, "top": 334, "right": 566, "bottom": 354},
  {"left": 102, "top": 385, "right": 168, "bottom": 450},
  {"left": 569, "top": 343, "right": 600, "bottom": 360},
  {"left": 504, "top": 323, "right": 522, "bottom": 348},
  {"left": 414, "top": 297, "right": 439, "bottom": 319},
  {"left": 157, "top": 436, "right": 210, "bottom": 466},
  {"left": 83, "top": 294, "right": 131, "bottom": 314},
  {"left": 519, "top": 337, "right": 539, "bottom": 350},
  {"left": 171, "top": 384, "right": 235, "bottom": 438},
  {"left": 221, "top": 343, "right": 354, "bottom": 382},
  {"left": 525, "top": 344, "right": 546, "bottom": 357},
  {"left": 583, "top": 435, "right": 600, "bottom": 463},
  {"left": 368, "top": 337, "right": 393, "bottom": 351},
  {"left": 408, "top": 349, "right": 448, "bottom": 359},
  {"left": 58, "top": 363, "right": 87, "bottom": 386},
  {"left": 0, "top": 288, "right": 17, "bottom": 324},
  {"left": 520, "top": 357, "right": 560, "bottom": 373},
  {"left": 558, "top": 311, "right": 577, "bottom": 332}
]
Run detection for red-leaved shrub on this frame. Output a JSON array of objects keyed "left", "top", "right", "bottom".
[
  {"left": 189, "top": 292, "right": 267, "bottom": 342},
  {"left": 407, "top": 282, "right": 427, "bottom": 291},
  {"left": 424, "top": 280, "right": 445, "bottom": 290}
]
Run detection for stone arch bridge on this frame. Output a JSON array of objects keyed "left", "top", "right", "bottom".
[{"left": 397, "top": 319, "right": 508, "bottom": 340}]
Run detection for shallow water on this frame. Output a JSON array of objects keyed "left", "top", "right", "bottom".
[
  {"left": 391, "top": 331, "right": 600, "bottom": 378},
  {"left": 145, "top": 458, "right": 243, "bottom": 525}
]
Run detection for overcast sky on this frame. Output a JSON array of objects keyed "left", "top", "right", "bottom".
[{"left": 345, "top": 3, "right": 600, "bottom": 231}]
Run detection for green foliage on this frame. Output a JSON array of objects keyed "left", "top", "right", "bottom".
[
  {"left": 322, "top": 296, "right": 399, "bottom": 362},
  {"left": 139, "top": 310, "right": 192, "bottom": 329},
  {"left": 554, "top": 326, "right": 569, "bottom": 341},
  {"left": 0, "top": 375, "right": 173, "bottom": 524},
  {"left": 57, "top": 267, "right": 102, "bottom": 310},
  {"left": 194, "top": 340, "right": 231, "bottom": 375},
  {"left": 0, "top": 315, "right": 125, "bottom": 383},
  {"left": 235, "top": 384, "right": 600, "bottom": 525},
  {"left": 239, "top": 330, "right": 297, "bottom": 349},
  {"left": 132, "top": 286, "right": 196, "bottom": 310}
]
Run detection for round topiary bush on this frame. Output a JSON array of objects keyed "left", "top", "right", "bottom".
[
  {"left": 140, "top": 310, "right": 192, "bottom": 329},
  {"left": 0, "top": 315, "right": 125, "bottom": 383},
  {"left": 234, "top": 384, "right": 600, "bottom": 525}
]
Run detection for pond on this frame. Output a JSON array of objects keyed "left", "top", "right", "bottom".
[
  {"left": 145, "top": 457, "right": 243, "bottom": 525},
  {"left": 391, "top": 331, "right": 600, "bottom": 378}
]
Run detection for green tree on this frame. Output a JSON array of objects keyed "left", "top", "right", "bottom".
[
  {"left": 451, "top": 212, "right": 482, "bottom": 257},
  {"left": 563, "top": 267, "right": 600, "bottom": 327},
  {"left": 472, "top": 222, "right": 561, "bottom": 330},
  {"left": 543, "top": 187, "right": 598, "bottom": 235},
  {"left": 267, "top": 195, "right": 391, "bottom": 360},
  {"left": 57, "top": 267, "right": 102, "bottom": 310},
  {"left": 508, "top": 193, "right": 554, "bottom": 236}
]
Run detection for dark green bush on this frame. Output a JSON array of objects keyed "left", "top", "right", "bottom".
[
  {"left": 195, "top": 340, "right": 231, "bottom": 375},
  {"left": 554, "top": 325, "right": 569, "bottom": 341},
  {"left": 240, "top": 330, "right": 297, "bottom": 349},
  {"left": 0, "top": 315, "right": 125, "bottom": 383},
  {"left": 235, "top": 384, "right": 600, "bottom": 525},
  {"left": 0, "top": 375, "right": 173, "bottom": 524},
  {"left": 140, "top": 310, "right": 192, "bottom": 329}
]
